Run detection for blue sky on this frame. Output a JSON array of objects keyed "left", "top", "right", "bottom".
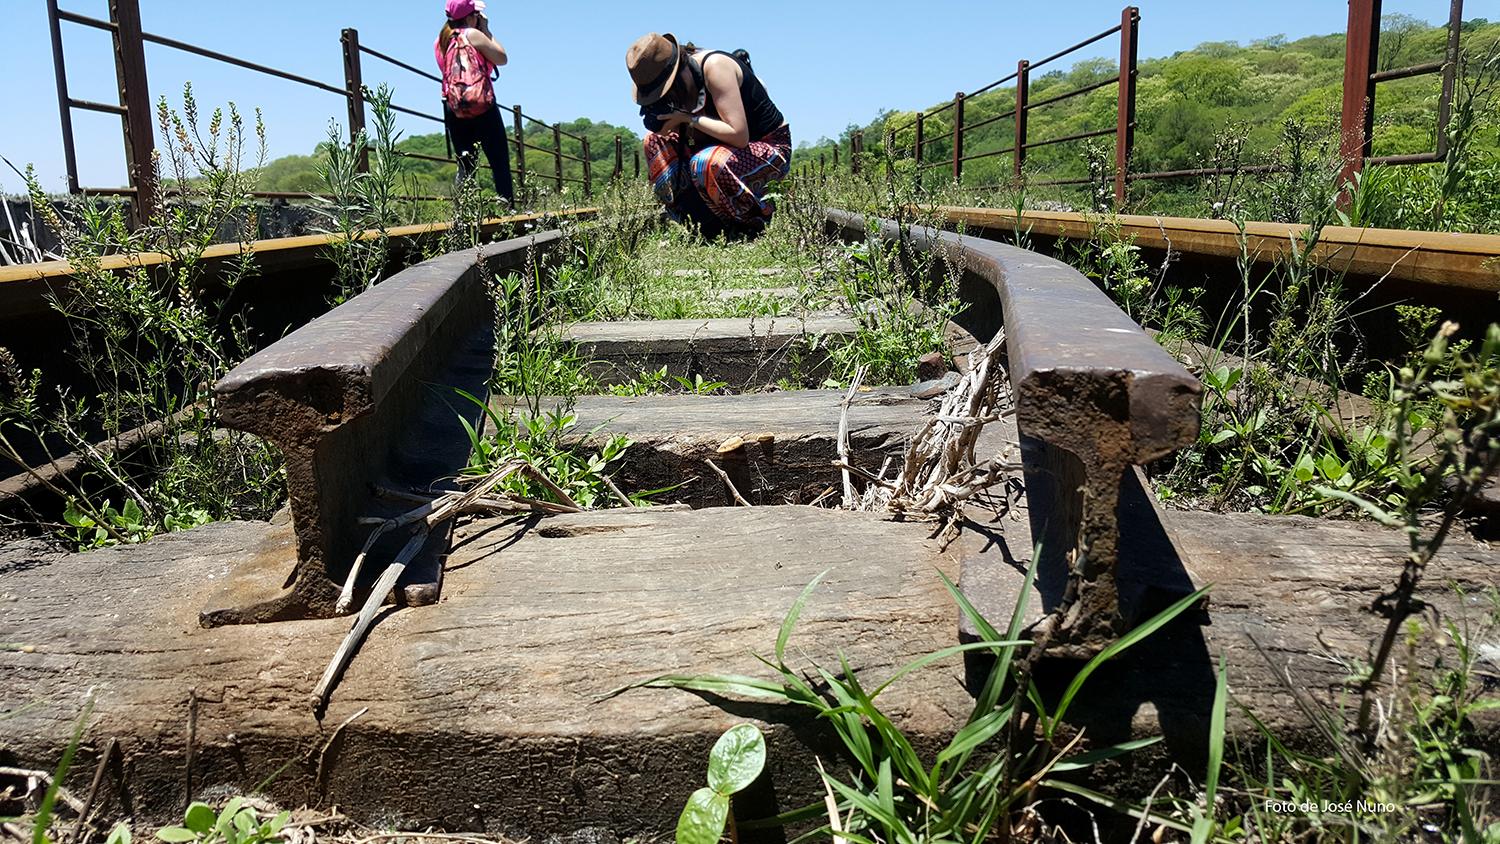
[{"left": 0, "top": 0, "right": 1465, "bottom": 194}]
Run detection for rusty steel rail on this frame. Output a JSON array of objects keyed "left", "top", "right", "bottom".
[
  {"left": 205, "top": 227, "right": 569, "bottom": 625},
  {"left": 0, "top": 208, "right": 599, "bottom": 318},
  {"left": 826, "top": 208, "right": 1202, "bottom": 653},
  {"left": 44, "top": 0, "right": 606, "bottom": 218},
  {"left": 925, "top": 206, "right": 1500, "bottom": 293}
]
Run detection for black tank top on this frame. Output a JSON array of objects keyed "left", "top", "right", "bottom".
[{"left": 699, "top": 51, "right": 785, "bottom": 142}]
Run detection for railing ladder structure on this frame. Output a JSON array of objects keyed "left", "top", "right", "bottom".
[{"left": 44, "top": 0, "right": 595, "bottom": 217}]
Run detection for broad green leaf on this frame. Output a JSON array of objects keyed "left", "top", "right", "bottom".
[
  {"left": 153, "top": 829, "right": 197, "bottom": 843},
  {"left": 707, "top": 723, "right": 766, "bottom": 795},
  {"left": 183, "top": 802, "right": 216, "bottom": 835},
  {"left": 105, "top": 824, "right": 132, "bottom": 844},
  {"left": 1311, "top": 486, "right": 1402, "bottom": 527},
  {"left": 675, "top": 787, "right": 729, "bottom": 844}
]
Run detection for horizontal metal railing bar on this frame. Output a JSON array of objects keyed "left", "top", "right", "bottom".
[
  {"left": 1030, "top": 176, "right": 1095, "bottom": 186},
  {"left": 1369, "top": 59, "right": 1444, "bottom": 83},
  {"left": 392, "top": 150, "right": 490, "bottom": 171},
  {"left": 519, "top": 111, "right": 567, "bottom": 135},
  {"left": 387, "top": 102, "right": 444, "bottom": 124},
  {"left": 1029, "top": 23, "right": 1122, "bottom": 72},
  {"left": 1368, "top": 151, "right": 1443, "bottom": 166},
  {"left": 925, "top": 100, "right": 957, "bottom": 118},
  {"left": 1026, "top": 76, "right": 1116, "bottom": 111},
  {"left": 557, "top": 151, "right": 587, "bottom": 164},
  {"left": 537, "top": 119, "right": 585, "bottom": 142},
  {"left": 1129, "top": 163, "right": 1281, "bottom": 180},
  {"left": 69, "top": 97, "right": 127, "bottom": 116},
  {"left": 1022, "top": 125, "right": 1117, "bottom": 150},
  {"left": 77, "top": 185, "right": 472, "bottom": 202},
  {"left": 967, "top": 69, "right": 1021, "bottom": 99},
  {"left": 57, "top": 9, "right": 116, "bottom": 31},
  {"left": 359, "top": 44, "right": 441, "bottom": 84},
  {"left": 516, "top": 139, "right": 565, "bottom": 155},
  {"left": 957, "top": 146, "right": 1017, "bottom": 164},
  {"left": 960, "top": 111, "right": 1012, "bottom": 135},
  {"left": 138, "top": 29, "right": 347, "bottom": 96},
  {"left": 75, "top": 186, "right": 138, "bottom": 195},
  {"left": 560, "top": 176, "right": 588, "bottom": 185}
]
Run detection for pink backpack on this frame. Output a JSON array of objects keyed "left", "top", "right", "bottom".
[{"left": 442, "top": 29, "right": 495, "bottom": 118}]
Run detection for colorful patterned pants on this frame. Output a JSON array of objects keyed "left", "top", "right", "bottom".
[{"left": 644, "top": 124, "right": 792, "bottom": 226}]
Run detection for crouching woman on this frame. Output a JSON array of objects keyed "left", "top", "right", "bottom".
[{"left": 626, "top": 33, "right": 790, "bottom": 238}]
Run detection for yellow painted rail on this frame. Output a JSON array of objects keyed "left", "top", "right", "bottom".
[
  {"left": 0, "top": 208, "right": 599, "bottom": 316},
  {"left": 930, "top": 207, "right": 1500, "bottom": 294}
]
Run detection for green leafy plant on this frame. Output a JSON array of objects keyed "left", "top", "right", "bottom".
[
  {"left": 2, "top": 84, "right": 284, "bottom": 549},
  {"left": 829, "top": 220, "right": 963, "bottom": 386},
  {"left": 676, "top": 724, "right": 767, "bottom": 844},
  {"left": 619, "top": 566, "right": 1210, "bottom": 841},
  {"left": 318, "top": 84, "right": 413, "bottom": 305},
  {"left": 455, "top": 388, "right": 637, "bottom": 509},
  {"left": 155, "top": 799, "right": 288, "bottom": 844}
]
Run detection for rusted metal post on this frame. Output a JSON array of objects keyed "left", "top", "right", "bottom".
[
  {"left": 512, "top": 105, "right": 526, "bottom": 195},
  {"left": 45, "top": 0, "right": 81, "bottom": 193},
  {"left": 1115, "top": 6, "right": 1139, "bottom": 207},
  {"left": 581, "top": 136, "right": 593, "bottom": 197},
  {"left": 819, "top": 152, "right": 826, "bottom": 181},
  {"left": 1435, "top": 0, "right": 1464, "bottom": 158},
  {"left": 850, "top": 131, "right": 861, "bottom": 174},
  {"left": 340, "top": 28, "right": 368, "bottom": 173},
  {"left": 1340, "top": 0, "right": 1381, "bottom": 186},
  {"left": 1014, "top": 60, "right": 1029, "bottom": 182},
  {"left": 553, "top": 124, "right": 564, "bottom": 192},
  {"left": 952, "top": 91, "right": 965, "bottom": 184},
  {"left": 914, "top": 112, "right": 924, "bottom": 166},
  {"left": 614, "top": 134, "right": 623, "bottom": 180},
  {"left": 832, "top": 143, "right": 839, "bottom": 170},
  {"left": 110, "top": 0, "right": 155, "bottom": 228},
  {"left": 634, "top": 148, "right": 641, "bottom": 178}
]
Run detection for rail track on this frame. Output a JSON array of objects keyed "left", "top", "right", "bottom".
[{"left": 3, "top": 206, "right": 1496, "bottom": 836}]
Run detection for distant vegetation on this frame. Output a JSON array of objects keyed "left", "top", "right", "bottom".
[
  {"left": 794, "top": 15, "right": 1500, "bottom": 231},
  {"left": 257, "top": 116, "right": 642, "bottom": 199}
]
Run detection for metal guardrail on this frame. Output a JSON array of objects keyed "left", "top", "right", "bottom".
[
  {"left": 801, "top": 1, "right": 1468, "bottom": 207},
  {"left": 43, "top": 0, "right": 631, "bottom": 227},
  {"left": 879, "top": 8, "right": 1139, "bottom": 205}
]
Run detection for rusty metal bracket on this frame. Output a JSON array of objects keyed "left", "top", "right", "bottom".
[
  {"left": 205, "top": 230, "right": 563, "bottom": 626},
  {"left": 825, "top": 209, "right": 1201, "bottom": 655}
]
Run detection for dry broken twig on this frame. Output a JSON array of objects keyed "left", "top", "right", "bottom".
[
  {"left": 836, "top": 365, "right": 868, "bottom": 507},
  {"left": 316, "top": 460, "right": 528, "bottom": 712},
  {"left": 848, "top": 330, "right": 1015, "bottom": 521},
  {"left": 702, "top": 458, "right": 753, "bottom": 507}
]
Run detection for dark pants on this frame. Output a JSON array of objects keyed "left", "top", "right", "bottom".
[{"left": 445, "top": 104, "right": 513, "bottom": 202}]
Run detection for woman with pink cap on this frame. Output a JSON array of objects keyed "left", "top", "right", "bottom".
[
  {"left": 436, "top": 0, "right": 511, "bottom": 203},
  {"left": 626, "top": 33, "right": 790, "bottom": 239}
]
